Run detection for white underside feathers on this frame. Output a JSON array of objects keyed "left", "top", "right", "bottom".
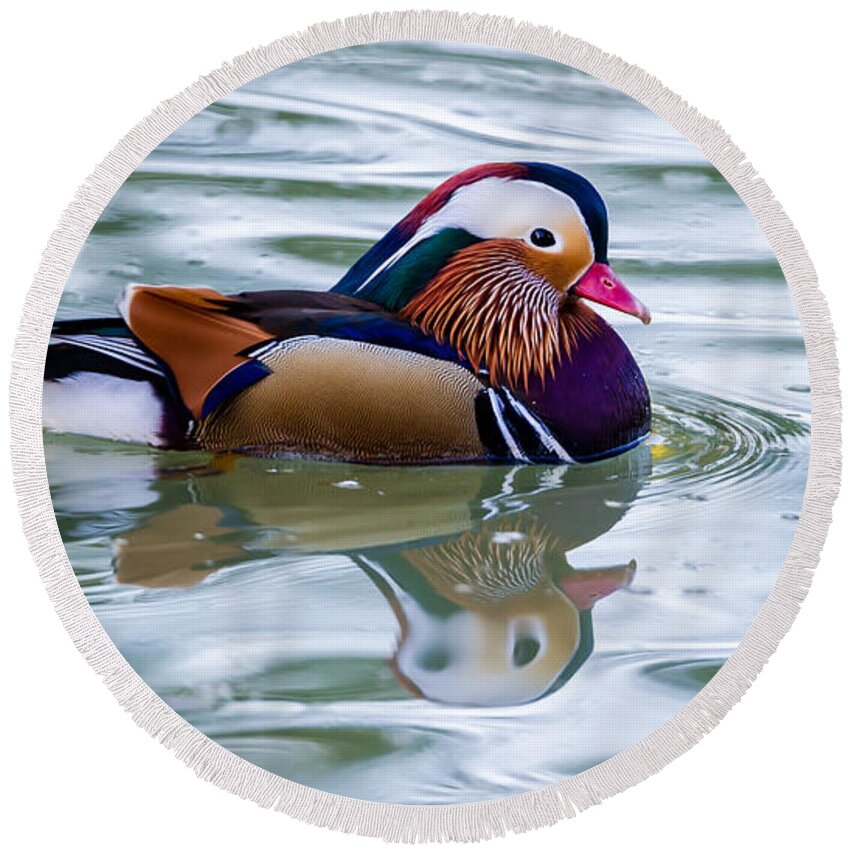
[{"left": 43, "top": 372, "right": 164, "bottom": 446}]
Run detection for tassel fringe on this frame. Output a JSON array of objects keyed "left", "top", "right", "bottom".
[{"left": 8, "top": 10, "right": 841, "bottom": 842}]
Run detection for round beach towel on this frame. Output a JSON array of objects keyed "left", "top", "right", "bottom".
[{"left": 11, "top": 11, "right": 839, "bottom": 842}]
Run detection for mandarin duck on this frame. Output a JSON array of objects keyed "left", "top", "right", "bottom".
[{"left": 44, "top": 162, "right": 651, "bottom": 464}]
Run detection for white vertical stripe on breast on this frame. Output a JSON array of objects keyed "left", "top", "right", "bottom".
[
  {"left": 487, "top": 388, "right": 527, "bottom": 463},
  {"left": 501, "top": 390, "right": 574, "bottom": 463}
]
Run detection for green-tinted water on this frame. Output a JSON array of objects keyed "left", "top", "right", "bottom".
[{"left": 47, "top": 42, "right": 809, "bottom": 803}]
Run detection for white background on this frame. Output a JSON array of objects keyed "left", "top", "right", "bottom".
[{"left": 1, "top": 1, "right": 847, "bottom": 847}]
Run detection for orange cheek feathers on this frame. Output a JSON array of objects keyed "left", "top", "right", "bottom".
[{"left": 520, "top": 221, "right": 594, "bottom": 291}]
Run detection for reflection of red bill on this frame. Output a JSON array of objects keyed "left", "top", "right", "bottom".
[
  {"left": 573, "top": 262, "right": 651, "bottom": 324},
  {"left": 560, "top": 561, "right": 637, "bottom": 610}
]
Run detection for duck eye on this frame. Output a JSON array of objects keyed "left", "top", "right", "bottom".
[
  {"left": 512, "top": 636, "right": 541, "bottom": 667},
  {"left": 418, "top": 646, "right": 451, "bottom": 671},
  {"left": 529, "top": 227, "right": 556, "bottom": 248}
]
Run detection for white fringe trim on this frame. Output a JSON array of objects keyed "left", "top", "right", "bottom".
[{"left": 8, "top": 10, "right": 841, "bottom": 842}]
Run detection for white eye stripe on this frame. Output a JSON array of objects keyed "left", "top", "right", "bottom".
[
  {"left": 353, "top": 177, "right": 590, "bottom": 292},
  {"left": 433, "top": 179, "right": 586, "bottom": 241}
]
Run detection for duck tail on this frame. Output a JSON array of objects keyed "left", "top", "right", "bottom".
[{"left": 44, "top": 319, "right": 188, "bottom": 447}]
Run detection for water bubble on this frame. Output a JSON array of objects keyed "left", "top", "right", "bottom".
[{"left": 491, "top": 531, "right": 526, "bottom": 544}]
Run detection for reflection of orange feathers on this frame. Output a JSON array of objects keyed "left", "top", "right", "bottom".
[
  {"left": 114, "top": 504, "right": 239, "bottom": 588},
  {"left": 121, "top": 285, "right": 272, "bottom": 419},
  {"left": 402, "top": 521, "right": 556, "bottom": 605}
]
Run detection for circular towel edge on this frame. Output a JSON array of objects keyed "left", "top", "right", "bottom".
[{"left": 8, "top": 9, "right": 842, "bottom": 843}]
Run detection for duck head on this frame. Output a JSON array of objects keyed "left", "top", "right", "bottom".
[{"left": 334, "top": 162, "right": 650, "bottom": 391}]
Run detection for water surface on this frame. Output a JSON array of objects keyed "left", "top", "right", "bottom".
[{"left": 47, "top": 42, "right": 809, "bottom": 804}]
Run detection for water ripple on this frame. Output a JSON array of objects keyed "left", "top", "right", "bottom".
[{"left": 648, "top": 385, "right": 808, "bottom": 506}]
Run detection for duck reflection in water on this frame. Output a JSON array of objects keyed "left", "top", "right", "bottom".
[
  {"left": 109, "top": 446, "right": 650, "bottom": 708},
  {"left": 359, "top": 531, "right": 634, "bottom": 707}
]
